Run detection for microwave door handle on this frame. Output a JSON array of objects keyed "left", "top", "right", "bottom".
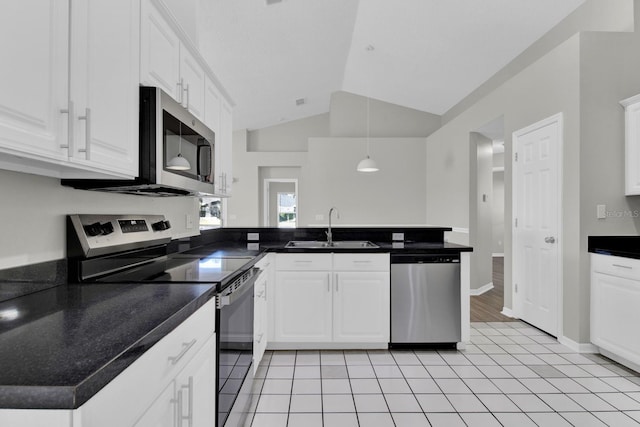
[{"left": 197, "top": 143, "right": 210, "bottom": 177}]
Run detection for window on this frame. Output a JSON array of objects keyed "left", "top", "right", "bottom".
[
  {"left": 277, "top": 192, "right": 296, "bottom": 228},
  {"left": 199, "top": 197, "right": 223, "bottom": 229}
]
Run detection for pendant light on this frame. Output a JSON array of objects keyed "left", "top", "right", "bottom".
[
  {"left": 167, "top": 121, "right": 191, "bottom": 171},
  {"left": 357, "top": 91, "right": 379, "bottom": 172}
]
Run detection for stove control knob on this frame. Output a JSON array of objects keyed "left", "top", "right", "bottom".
[
  {"left": 152, "top": 220, "right": 171, "bottom": 231},
  {"left": 100, "top": 222, "right": 115, "bottom": 235},
  {"left": 84, "top": 222, "right": 103, "bottom": 237}
]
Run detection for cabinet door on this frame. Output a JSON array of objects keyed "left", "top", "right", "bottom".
[
  {"left": 179, "top": 47, "right": 205, "bottom": 121},
  {"left": 333, "top": 272, "right": 390, "bottom": 343},
  {"left": 591, "top": 271, "right": 640, "bottom": 366},
  {"left": 0, "top": 0, "right": 68, "bottom": 163},
  {"left": 69, "top": 0, "right": 139, "bottom": 177},
  {"left": 175, "top": 336, "right": 216, "bottom": 427},
  {"left": 204, "top": 76, "right": 221, "bottom": 134},
  {"left": 274, "top": 272, "right": 332, "bottom": 342},
  {"left": 218, "top": 101, "right": 233, "bottom": 194},
  {"left": 133, "top": 381, "right": 176, "bottom": 427},
  {"left": 140, "top": 0, "right": 181, "bottom": 101},
  {"left": 254, "top": 273, "right": 267, "bottom": 370}
]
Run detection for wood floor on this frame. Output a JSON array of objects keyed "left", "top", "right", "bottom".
[{"left": 470, "top": 256, "right": 516, "bottom": 322}]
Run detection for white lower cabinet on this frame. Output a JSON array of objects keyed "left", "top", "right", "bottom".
[
  {"left": 272, "top": 253, "right": 389, "bottom": 347},
  {"left": 333, "top": 272, "right": 390, "bottom": 343},
  {"left": 253, "top": 256, "right": 270, "bottom": 371},
  {"left": 591, "top": 254, "right": 640, "bottom": 369},
  {"left": 0, "top": 299, "right": 217, "bottom": 427},
  {"left": 274, "top": 271, "right": 333, "bottom": 342}
]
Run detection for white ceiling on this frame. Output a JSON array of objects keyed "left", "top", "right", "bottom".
[{"left": 200, "top": 0, "right": 585, "bottom": 131}]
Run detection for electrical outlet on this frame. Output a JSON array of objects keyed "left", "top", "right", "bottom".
[
  {"left": 315, "top": 214, "right": 324, "bottom": 221},
  {"left": 247, "top": 243, "right": 259, "bottom": 250},
  {"left": 392, "top": 233, "right": 404, "bottom": 241},
  {"left": 185, "top": 214, "right": 193, "bottom": 229},
  {"left": 596, "top": 204, "right": 606, "bottom": 219},
  {"left": 247, "top": 233, "right": 260, "bottom": 241}
]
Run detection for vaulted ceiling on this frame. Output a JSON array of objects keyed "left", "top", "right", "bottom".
[{"left": 200, "top": 0, "right": 585, "bottom": 131}]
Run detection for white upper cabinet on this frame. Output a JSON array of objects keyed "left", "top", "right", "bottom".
[
  {"left": 219, "top": 101, "right": 233, "bottom": 195},
  {"left": 69, "top": 0, "right": 139, "bottom": 177},
  {"left": 0, "top": 1, "right": 68, "bottom": 162},
  {"left": 140, "top": 0, "right": 181, "bottom": 101},
  {"left": 0, "top": 0, "right": 139, "bottom": 179},
  {"left": 179, "top": 47, "right": 205, "bottom": 121},
  {"left": 204, "top": 76, "right": 222, "bottom": 134},
  {"left": 621, "top": 94, "right": 640, "bottom": 195}
]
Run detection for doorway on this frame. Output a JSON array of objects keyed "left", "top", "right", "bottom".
[
  {"left": 512, "top": 113, "right": 563, "bottom": 337},
  {"left": 263, "top": 179, "right": 298, "bottom": 228}
]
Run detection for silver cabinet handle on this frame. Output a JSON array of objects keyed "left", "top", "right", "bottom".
[
  {"left": 327, "top": 274, "right": 330, "bottom": 292},
  {"left": 336, "top": 273, "right": 339, "bottom": 292},
  {"left": 613, "top": 264, "right": 633, "bottom": 269},
  {"left": 186, "top": 84, "right": 190, "bottom": 109},
  {"left": 77, "top": 108, "right": 91, "bottom": 160},
  {"left": 59, "top": 100, "right": 74, "bottom": 151},
  {"left": 294, "top": 260, "right": 312, "bottom": 263},
  {"left": 177, "top": 78, "right": 184, "bottom": 104},
  {"left": 168, "top": 339, "right": 197, "bottom": 365},
  {"left": 544, "top": 236, "right": 556, "bottom": 244},
  {"left": 184, "top": 377, "right": 194, "bottom": 427},
  {"left": 171, "top": 389, "right": 183, "bottom": 426},
  {"left": 353, "top": 260, "right": 372, "bottom": 264}
]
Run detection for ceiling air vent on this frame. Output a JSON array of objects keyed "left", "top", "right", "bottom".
[{"left": 266, "top": 0, "right": 283, "bottom": 5}]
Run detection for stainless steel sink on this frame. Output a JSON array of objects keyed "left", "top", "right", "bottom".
[{"left": 285, "top": 240, "right": 379, "bottom": 249}]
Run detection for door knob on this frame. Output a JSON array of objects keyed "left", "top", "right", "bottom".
[{"left": 544, "top": 236, "right": 556, "bottom": 244}]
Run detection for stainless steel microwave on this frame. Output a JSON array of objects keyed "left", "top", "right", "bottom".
[{"left": 62, "top": 87, "right": 215, "bottom": 196}]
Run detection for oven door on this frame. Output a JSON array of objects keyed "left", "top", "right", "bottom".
[{"left": 217, "top": 269, "right": 259, "bottom": 427}]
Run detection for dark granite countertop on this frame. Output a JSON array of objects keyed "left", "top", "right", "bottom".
[
  {"left": 0, "top": 283, "right": 216, "bottom": 409},
  {"left": 588, "top": 236, "right": 640, "bottom": 260},
  {"left": 0, "top": 226, "right": 472, "bottom": 410}
]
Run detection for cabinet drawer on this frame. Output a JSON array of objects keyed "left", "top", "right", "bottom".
[
  {"left": 276, "top": 254, "right": 332, "bottom": 271},
  {"left": 78, "top": 298, "right": 216, "bottom": 427},
  {"left": 333, "top": 253, "right": 390, "bottom": 271},
  {"left": 591, "top": 254, "right": 640, "bottom": 281}
]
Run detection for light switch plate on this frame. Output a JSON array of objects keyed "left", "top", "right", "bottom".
[
  {"left": 596, "top": 204, "right": 606, "bottom": 219},
  {"left": 247, "top": 233, "right": 260, "bottom": 241},
  {"left": 247, "top": 243, "right": 259, "bottom": 251},
  {"left": 392, "top": 242, "right": 405, "bottom": 249},
  {"left": 392, "top": 233, "right": 404, "bottom": 241}
]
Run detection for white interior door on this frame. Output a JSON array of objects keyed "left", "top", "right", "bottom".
[{"left": 513, "top": 113, "right": 562, "bottom": 337}]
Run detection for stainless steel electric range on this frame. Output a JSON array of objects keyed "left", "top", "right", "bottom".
[{"left": 66, "top": 214, "right": 260, "bottom": 427}]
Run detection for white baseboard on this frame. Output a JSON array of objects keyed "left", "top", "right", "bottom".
[
  {"left": 492, "top": 253, "right": 504, "bottom": 257},
  {"left": 470, "top": 282, "right": 494, "bottom": 296},
  {"left": 501, "top": 307, "right": 515, "bottom": 318},
  {"left": 558, "top": 335, "right": 599, "bottom": 353}
]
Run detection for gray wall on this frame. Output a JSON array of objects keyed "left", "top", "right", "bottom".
[
  {"left": 330, "top": 91, "right": 442, "bottom": 137},
  {"left": 248, "top": 114, "right": 330, "bottom": 152},
  {"left": 0, "top": 169, "right": 200, "bottom": 270},
  {"left": 228, "top": 91, "right": 436, "bottom": 227},
  {"left": 426, "top": 34, "right": 582, "bottom": 339},
  {"left": 469, "top": 133, "right": 494, "bottom": 291},
  {"left": 426, "top": 0, "right": 640, "bottom": 343}
]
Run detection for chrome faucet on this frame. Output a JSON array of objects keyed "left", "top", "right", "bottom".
[{"left": 326, "top": 207, "right": 339, "bottom": 246}]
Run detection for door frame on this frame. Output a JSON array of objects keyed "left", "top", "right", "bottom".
[
  {"left": 263, "top": 178, "right": 299, "bottom": 227},
  {"left": 511, "top": 112, "right": 564, "bottom": 337}
]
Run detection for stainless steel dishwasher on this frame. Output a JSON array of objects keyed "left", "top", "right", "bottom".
[{"left": 390, "top": 254, "right": 461, "bottom": 347}]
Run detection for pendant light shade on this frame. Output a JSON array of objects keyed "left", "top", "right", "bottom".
[
  {"left": 166, "top": 121, "right": 192, "bottom": 171},
  {"left": 166, "top": 153, "right": 191, "bottom": 170},
  {"left": 357, "top": 155, "right": 379, "bottom": 172},
  {"left": 357, "top": 88, "right": 379, "bottom": 173}
]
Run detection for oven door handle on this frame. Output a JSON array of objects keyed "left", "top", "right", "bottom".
[{"left": 218, "top": 268, "right": 261, "bottom": 308}]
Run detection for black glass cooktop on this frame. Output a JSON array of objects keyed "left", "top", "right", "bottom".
[{"left": 94, "top": 255, "right": 253, "bottom": 285}]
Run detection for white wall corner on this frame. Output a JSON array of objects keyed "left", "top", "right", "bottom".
[
  {"left": 558, "top": 335, "right": 599, "bottom": 354},
  {"left": 470, "top": 282, "right": 494, "bottom": 296}
]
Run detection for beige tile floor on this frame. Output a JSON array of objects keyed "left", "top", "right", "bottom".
[{"left": 246, "top": 321, "right": 640, "bottom": 427}]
